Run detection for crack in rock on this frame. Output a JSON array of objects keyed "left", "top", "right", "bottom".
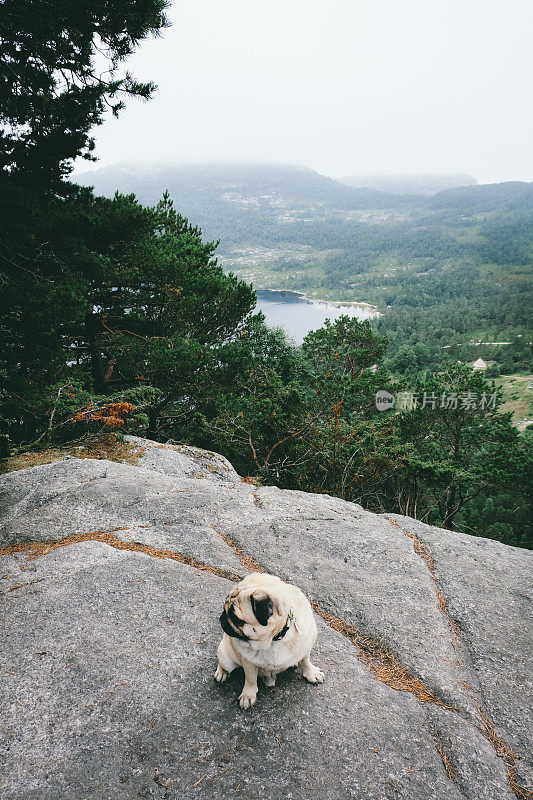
[
  {"left": 0, "top": 577, "right": 47, "bottom": 596},
  {"left": 0, "top": 528, "right": 243, "bottom": 584},
  {"left": 430, "top": 724, "right": 459, "bottom": 785},
  {"left": 389, "top": 519, "right": 532, "bottom": 800},
  {"left": 212, "top": 525, "right": 456, "bottom": 711},
  {"left": 213, "top": 520, "right": 531, "bottom": 799}
]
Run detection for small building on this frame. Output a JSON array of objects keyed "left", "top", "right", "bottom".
[{"left": 470, "top": 358, "right": 487, "bottom": 370}]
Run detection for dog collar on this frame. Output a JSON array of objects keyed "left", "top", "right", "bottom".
[{"left": 273, "top": 609, "right": 295, "bottom": 641}]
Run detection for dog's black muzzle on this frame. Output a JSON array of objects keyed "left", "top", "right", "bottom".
[{"left": 219, "top": 610, "right": 249, "bottom": 641}]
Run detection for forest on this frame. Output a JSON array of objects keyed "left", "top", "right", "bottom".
[
  {"left": 78, "top": 163, "right": 533, "bottom": 374},
  {"left": 1, "top": 1, "right": 531, "bottom": 549}
]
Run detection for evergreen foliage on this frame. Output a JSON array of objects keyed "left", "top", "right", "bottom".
[
  {"left": 0, "top": 3, "right": 530, "bottom": 549},
  {"left": 1, "top": 0, "right": 169, "bottom": 183}
]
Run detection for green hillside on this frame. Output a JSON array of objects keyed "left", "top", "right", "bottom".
[{"left": 75, "top": 164, "right": 533, "bottom": 373}]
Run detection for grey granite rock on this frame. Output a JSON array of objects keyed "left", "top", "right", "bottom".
[
  {"left": 0, "top": 438, "right": 530, "bottom": 800},
  {"left": 386, "top": 513, "right": 533, "bottom": 790}
]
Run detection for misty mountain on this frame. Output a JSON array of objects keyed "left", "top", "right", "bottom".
[
  {"left": 427, "top": 181, "right": 533, "bottom": 212},
  {"left": 75, "top": 162, "right": 413, "bottom": 242},
  {"left": 75, "top": 162, "right": 532, "bottom": 254},
  {"left": 74, "top": 161, "right": 533, "bottom": 311},
  {"left": 339, "top": 174, "right": 476, "bottom": 196},
  {"left": 76, "top": 162, "right": 407, "bottom": 209},
  {"left": 75, "top": 163, "right": 532, "bottom": 223}
]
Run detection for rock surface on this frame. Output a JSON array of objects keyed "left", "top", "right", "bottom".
[{"left": 1, "top": 437, "right": 531, "bottom": 800}]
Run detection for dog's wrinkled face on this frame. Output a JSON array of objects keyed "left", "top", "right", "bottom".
[{"left": 220, "top": 583, "right": 285, "bottom": 643}]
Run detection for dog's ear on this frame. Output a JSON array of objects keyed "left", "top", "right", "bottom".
[{"left": 250, "top": 592, "right": 274, "bottom": 626}]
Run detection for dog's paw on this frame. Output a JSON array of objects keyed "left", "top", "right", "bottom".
[
  {"left": 239, "top": 691, "right": 257, "bottom": 709},
  {"left": 262, "top": 672, "right": 276, "bottom": 687},
  {"left": 302, "top": 664, "right": 325, "bottom": 684},
  {"left": 214, "top": 665, "right": 228, "bottom": 683}
]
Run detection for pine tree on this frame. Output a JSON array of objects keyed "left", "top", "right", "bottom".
[{"left": 0, "top": 0, "right": 169, "bottom": 184}]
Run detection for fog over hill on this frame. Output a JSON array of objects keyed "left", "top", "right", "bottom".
[
  {"left": 339, "top": 174, "right": 477, "bottom": 196},
  {"left": 75, "top": 161, "right": 531, "bottom": 216},
  {"left": 74, "top": 161, "right": 532, "bottom": 244},
  {"left": 75, "top": 162, "right": 409, "bottom": 215},
  {"left": 74, "top": 162, "right": 533, "bottom": 252}
]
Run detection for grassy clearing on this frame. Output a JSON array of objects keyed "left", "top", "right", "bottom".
[
  {"left": 495, "top": 374, "right": 533, "bottom": 429},
  {"left": 0, "top": 438, "right": 146, "bottom": 475}
]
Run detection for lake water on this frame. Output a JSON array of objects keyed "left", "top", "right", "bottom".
[{"left": 255, "top": 290, "right": 377, "bottom": 344}]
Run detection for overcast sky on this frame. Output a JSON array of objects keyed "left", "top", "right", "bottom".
[{"left": 80, "top": 0, "right": 533, "bottom": 183}]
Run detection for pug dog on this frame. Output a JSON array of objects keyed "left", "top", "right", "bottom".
[{"left": 215, "top": 572, "right": 324, "bottom": 709}]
